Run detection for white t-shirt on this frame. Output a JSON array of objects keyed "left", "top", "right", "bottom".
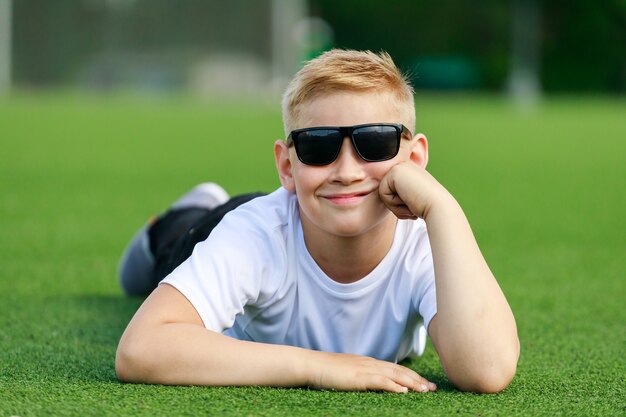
[{"left": 161, "top": 187, "right": 437, "bottom": 362}]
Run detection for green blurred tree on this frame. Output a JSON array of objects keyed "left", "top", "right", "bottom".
[{"left": 311, "top": 0, "right": 625, "bottom": 92}]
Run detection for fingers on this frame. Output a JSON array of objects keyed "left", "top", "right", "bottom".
[
  {"left": 315, "top": 352, "right": 436, "bottom": 393},
  {"left": 387, "top": 364, "right": 436, "bottom": 393},
  {"left": 368, "top": 375, "right": 410, "bottom": 393},
  {"left": 387, "top": 204, "right": 418, "bottom": 220},
  {"left": 364, "top": 363, "right": 437, "bottom": 394},
  {"left": 379, "top": 160, "right": 446, "bottom": 221},
  {"left": 381, "top": 196, "right": 419, "bottom": 220},
  {"left": 379, "top": 179, "right": 420, "bottom": 220}
]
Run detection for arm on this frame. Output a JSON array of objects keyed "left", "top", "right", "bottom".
[
  {"left": 116, "top": 283, "right": 436, "bottom": 393},
  {"left": 380, "top": 162, "right": 520, "bottom": 393}
]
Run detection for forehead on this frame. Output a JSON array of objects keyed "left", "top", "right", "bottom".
[{"left": 296, "top": 91, "right": 406, "bottom": 129}]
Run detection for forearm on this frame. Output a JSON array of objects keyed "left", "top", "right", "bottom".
[
  {"left": 116, "top": 321, "right": 437, "bottom": 393},
  {"left": 424, "top": 195, "right": 519, "bottom": 392},
  {"left": 116, "top": 278, "right": 437, "bottom": 393},
  {"left": 116, "top": 322, "right": 310, "bottom": 387}
]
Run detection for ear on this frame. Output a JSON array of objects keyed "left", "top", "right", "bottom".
[
  {"left": 409, "top": 133, "right": 429, "bottom": 169},
  {"left": 274, "top": 140, "right": 296, "bottom": 191}
]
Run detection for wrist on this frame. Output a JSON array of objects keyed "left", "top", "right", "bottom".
[
  {"left": 422, "top": 194, "right": 469, "bottom": 241},
  {"left": 420, "top": 187, "right": 457, "bottom": 221},
  {"left": 293, "top": 347, "right": 320, "bottom": 388}
]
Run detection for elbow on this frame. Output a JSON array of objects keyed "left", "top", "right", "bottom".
[
  {"left": 461, "top": 360, "right": 518, "bottom": 394},
  {"left": 448, "top": 339, "right": 520, "bottom": 394},
  {"left": 115, "top": 343, "right": 135, "bottom": 383},
  {"left": 115, "top": 340, "right": 151, "bottom": 383}
]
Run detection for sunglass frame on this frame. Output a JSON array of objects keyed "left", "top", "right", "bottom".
[{"left": 286, "top": 123, "right": 412, "bottom": 166}]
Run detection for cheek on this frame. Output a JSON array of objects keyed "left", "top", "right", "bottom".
[
  {"left": 396, "top": 144, "right": 414, "bottom": 162},
  {"left": 292, "top": 164, "right": 325, "bottom": 191},
  {"left": 369, "top": 145, "right": 413, "bottom": 178},
  {"left": 368, "top": 160, "right": 398, "bottom": 181}
]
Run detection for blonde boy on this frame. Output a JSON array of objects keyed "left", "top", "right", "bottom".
[{"left": 116, "top": 49, "right": 519, "bottom": 393}]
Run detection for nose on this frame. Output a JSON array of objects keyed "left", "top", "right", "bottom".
[{"left": 328, "top": 137, "right": 365, "bottom": 184}]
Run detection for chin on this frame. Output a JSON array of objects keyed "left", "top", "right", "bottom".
[{"left": 326, "top": 217, "right": 386, "bottom": 238}]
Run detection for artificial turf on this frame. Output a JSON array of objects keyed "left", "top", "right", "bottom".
[{"left": 0, "top": 92, "right": 624, "bottom": 416}]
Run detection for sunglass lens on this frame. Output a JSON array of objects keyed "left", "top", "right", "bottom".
[
  {"left": 295, "top": 129, "right": 343, "bottom": 166},
  {"left": 353, "top": 125, "right": 400, "bottom": 161}
]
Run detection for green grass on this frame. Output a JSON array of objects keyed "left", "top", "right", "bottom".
[{"left": 1, "top": 92, "right": 624, "bottom": 416}]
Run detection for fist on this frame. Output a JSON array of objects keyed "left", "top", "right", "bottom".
[{"left": 379, "top": 162, "right": 449, "bottom": 220}]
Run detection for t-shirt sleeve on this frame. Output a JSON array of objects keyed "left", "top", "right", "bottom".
[
  {"left": 160, "top": 209, "right": 283, "bottom": 332},
  {"left": 417, "top": 273, "right": 437, "bottom": 332},
  {"left": 410, "top": 226, "right": 438, "bottom": 331}
]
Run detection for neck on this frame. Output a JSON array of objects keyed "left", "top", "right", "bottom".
[{"left": 302, "top": 214, "right": 398, "bottom": 284}]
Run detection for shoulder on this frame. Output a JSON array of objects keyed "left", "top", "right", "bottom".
[
  {"left": 223, "top": 187, "right": 297, "bottom": 232},
  {"left": 206, "top": 187, "right": 298, "bottom": 262},
  {"left": 162, "top": 188, "right": 298, "bottom": 321}
]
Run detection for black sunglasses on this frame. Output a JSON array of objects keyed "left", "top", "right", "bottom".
[{"left": 287, "top": 123, "right": 411, "bottom": 166}]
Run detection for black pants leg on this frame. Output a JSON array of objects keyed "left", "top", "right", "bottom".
[{"left": 149, "top": 192, "right": 265, "bottom": 286}]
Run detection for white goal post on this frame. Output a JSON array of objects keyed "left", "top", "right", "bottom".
[{"left": 0, "top": 0, "right": 11, "bottom": 94}]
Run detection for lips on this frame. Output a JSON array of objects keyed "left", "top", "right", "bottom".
[{"left": 322, "top": 189, "right": 374, "bottom": 205}]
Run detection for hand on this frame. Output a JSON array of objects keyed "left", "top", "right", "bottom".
[
  {"left": 308, "top": 351, "right": 437, "bottom": 393},
  {"left": 379, "top": 162, "right": 450, "bottom": 221}
]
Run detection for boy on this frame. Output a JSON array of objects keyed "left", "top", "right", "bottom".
[{"left": 116, "top": 49, "right": 519, "bottom": 393}]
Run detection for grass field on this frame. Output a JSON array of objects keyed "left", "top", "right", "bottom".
[{"left": 0, "top": 92, "right": 624, "bottom": 416}]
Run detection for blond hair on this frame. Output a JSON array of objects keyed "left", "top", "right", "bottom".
[{"left": 281, "top": 49, "right": 415, "bottom": 136}]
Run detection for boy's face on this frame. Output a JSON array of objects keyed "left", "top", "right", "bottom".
[{"left": 274, "top": 91, "right": 427, "bottom": 240}]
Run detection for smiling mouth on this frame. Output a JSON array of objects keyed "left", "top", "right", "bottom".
[{"left": 323, "top": 190, "right": 373, "bottom": 205}]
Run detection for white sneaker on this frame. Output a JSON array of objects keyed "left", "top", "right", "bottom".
[{"left": 170, "top": 182, "right": 230, "bottom": 211}]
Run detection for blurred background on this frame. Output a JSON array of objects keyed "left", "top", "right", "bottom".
[{"left": 1, "top": 0, "right": 624, "bottom": 99}]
